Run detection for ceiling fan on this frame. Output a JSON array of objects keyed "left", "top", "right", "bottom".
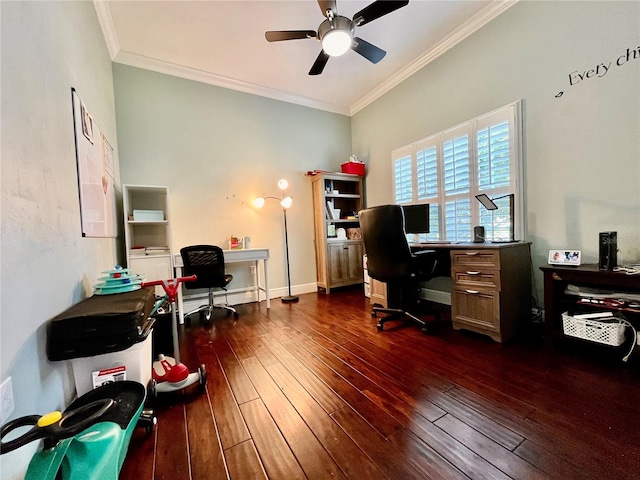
[{"left": 265, "top": 0, "right": 409, "bottom": 75}]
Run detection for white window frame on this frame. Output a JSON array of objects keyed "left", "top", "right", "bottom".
[{"left": 392, "top": 100, "right": 524, "bottom": 243}]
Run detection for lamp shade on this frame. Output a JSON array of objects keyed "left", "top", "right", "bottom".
[
  {"left": 253, "top": 197, "right": 265, "bottom": 208},
  {"left": 280, "top": 196, "right": 293, "bottom": 209},
  {"left": 322, "top": 29, "right": 351, "bottom": 56}
]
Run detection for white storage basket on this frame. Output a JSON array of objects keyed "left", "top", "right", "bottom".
[{"left": 562, "top": 312, "right": 626, "bottom": 346}]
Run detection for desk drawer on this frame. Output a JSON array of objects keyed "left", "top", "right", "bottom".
[
  {"left": 451, "top": 249, "right": 500, "bottom": 269},
  {"left": 451, "top": 287, "right": 500, "bottom": 335},
  {"left": 452, "top": 269, "right": 500, "bottom": 290}
]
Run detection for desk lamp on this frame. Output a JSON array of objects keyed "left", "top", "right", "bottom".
[
  {"left": 253, "top": 179, "right": 298, "bottom": 303},
  {"left": 475, "top": 193, "right": 515, "bottom": 243}
]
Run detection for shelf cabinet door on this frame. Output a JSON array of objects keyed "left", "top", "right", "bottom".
[{"left": 327, "top": 242, "right": 363, "bottom": 287}]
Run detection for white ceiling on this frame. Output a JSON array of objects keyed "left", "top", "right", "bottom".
[{"left": 95, "top": 1, "right": 516, "bottom": 116}]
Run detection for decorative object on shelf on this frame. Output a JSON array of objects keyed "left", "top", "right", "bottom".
[
  {"left": 548, "top": 249, "right": 581, "bottom": 266},
  {"left": 346, "top": 227, "right": 361, "bottom": 240},
  {"left": 341, "top": 154, "right": 366, "bottom": 176},
  {"left": 132, "top": 210, "right": 164, "bottom": 222},
  {"left": 253, "top": 179, "right": 298, "bottom": 303},
  {"left": 228, "top": 236, "right": 243, "bottom": 250}
]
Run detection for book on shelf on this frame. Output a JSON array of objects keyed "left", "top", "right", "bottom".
[{"left": 326, "top": 200, "right": 335, "bottom": 219}]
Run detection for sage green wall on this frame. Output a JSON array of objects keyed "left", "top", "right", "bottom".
[
  {"left": 113, "top": 65, "right": 352, "bottom": 295},
  {"left": 1, "top": 2, "right": 119, "bottom": 477},
  {"left": 352, "top": 1, "right": 640, "bottom": 301}
]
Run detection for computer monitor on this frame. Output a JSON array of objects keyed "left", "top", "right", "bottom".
[{"left": 402, "top": 204, "right": 430, "bottom": 234}]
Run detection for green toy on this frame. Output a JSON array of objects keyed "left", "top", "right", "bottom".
[{"left": 1, "top": 381, "right": 153, "bottom": 480}]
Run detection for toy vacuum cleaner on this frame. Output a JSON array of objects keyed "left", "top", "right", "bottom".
[
  {"left": 0, "top": 381, "right": 153, "bottom": 480},
  {"left": 142, "top": 275, "right": 206, "bottom": 398}
]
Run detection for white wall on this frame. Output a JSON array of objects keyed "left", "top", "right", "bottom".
[
  {"left": 352, "top": 1, "right": 640, "bottom": 301},
  {"left": 0, "top": 2, "right": 119, "bottom": 477},
  {"left": 113, "top": 65, "right": 352, "bottom": 296}
]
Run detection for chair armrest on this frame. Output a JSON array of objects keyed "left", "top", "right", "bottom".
[
  {"left": 412, "top": 250, "right": 440, "bottom": 278},
  {"left": 413, "top": 249, "right": 437, "bottom": 257}
]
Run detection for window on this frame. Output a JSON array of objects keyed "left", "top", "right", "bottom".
[{"left": 392, "top": 101, "right": 523, "bottom": 243}]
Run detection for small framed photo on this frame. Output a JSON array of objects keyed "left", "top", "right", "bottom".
[
  {"left": 548, "top": 250, "right": 581, "bottom": 266},
  {"left": 81, "top": 101, "right": 94, "bottom": 144}
]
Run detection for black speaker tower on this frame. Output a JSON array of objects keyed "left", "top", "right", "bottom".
[{"left": 599, "top": 231, "right": 617, "bottom": 270}]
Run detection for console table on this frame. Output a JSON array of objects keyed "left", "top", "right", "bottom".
[
  {"left": 539, "top": 263, "right": 640, "bottom": 342},
  {"left": 174, "top": 248, "right": 270, "bottom": 324}
]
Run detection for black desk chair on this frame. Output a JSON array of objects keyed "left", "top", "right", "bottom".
[
  {"left": 180, "top": 245, "right": 238, "bottom": 323},
  {"left": 359, "top": 205, "right": 439, "bottom": 333}
]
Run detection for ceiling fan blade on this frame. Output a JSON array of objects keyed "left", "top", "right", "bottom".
[
  {"left": 351, "top": 37, "right": 386, "bottom": 64},
  {"left": 265, "top": 30, "right": 317, "bottom": 42},
  {"left": 317, "top": 0, "right": 337, "bottom": 17},
  {"left": 309, "top": 51, "right": 330, "bottom": 75},
  {"left": 352, "top": 0, "right": 409, "bottom": 27}
]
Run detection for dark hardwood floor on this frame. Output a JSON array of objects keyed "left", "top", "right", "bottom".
[{"left": 121, "top": 289, "right": 640, "bottom": 479}]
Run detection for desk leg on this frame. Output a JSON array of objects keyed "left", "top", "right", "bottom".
[
  {"left": 264, "top": 258, "right": 270, "bottom": 309},
  {"left": 253, "top": 260, "right": 260, "bottom": 301},
  {"left": 176, "top": 265, "right": 185, "bottom": 325}
]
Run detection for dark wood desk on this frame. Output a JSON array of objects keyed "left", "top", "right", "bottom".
[
  {"left": 370, "top": 242, "right": 532, "bottom": 342},
  {"left": 539, "top": 263, "right": 640, "bottom": 342}
]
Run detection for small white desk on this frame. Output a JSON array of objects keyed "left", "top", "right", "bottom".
[{"left": 173, "top": 248, "right": 270, "bottom": 324}]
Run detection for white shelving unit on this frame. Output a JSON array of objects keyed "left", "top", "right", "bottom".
[{"left": 123, "top": 184, "right": 173, "bottom": 295}]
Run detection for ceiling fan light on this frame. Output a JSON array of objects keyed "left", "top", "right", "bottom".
[{"left": 322, "top": 29, "right": 352, "bottom": 56}]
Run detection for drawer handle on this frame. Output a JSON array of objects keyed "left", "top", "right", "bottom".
[
  {"left": 466, "top": 271, "right": 480, "bottom": 275},
  {"left": 465, "top": 289, "right": 480, "bottom": 294},
  {"left": 465, "top": 251, "right": 479, "bottom": 256}
]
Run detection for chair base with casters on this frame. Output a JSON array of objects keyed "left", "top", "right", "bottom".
[
  {"left": 184, "top": 287, "right": 238, "bottom": 324},
  {"left": 372, "top": 280, "right": 438, "bottom": 334}
]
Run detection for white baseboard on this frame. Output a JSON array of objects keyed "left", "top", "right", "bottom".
[{"left": 181, "top": 282, "right": 318, "bottom": 312}]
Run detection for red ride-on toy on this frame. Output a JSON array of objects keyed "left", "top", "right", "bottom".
[{"left": 142, "top": 276, "right": 206, "bottom": 399}]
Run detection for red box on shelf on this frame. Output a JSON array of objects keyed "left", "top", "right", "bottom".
[{"left": 341, "top": 162, "right": 365, "bottom": 176}]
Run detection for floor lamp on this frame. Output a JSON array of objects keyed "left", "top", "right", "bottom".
[{"left": 253, "top": 179, "right": 299, "bottom": 303}]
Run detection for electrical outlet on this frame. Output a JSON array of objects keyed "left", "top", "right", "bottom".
[
  {"left": 1, "top": 377, "right": 15, "bottom": 423},
  {"left": 250, "top": 265, "right": 256, "bottom": 275}
]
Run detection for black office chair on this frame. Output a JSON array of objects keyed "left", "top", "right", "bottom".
[
  {"left": 359, "top": 205, "right": 439, "bottom": 333},
  {"left": 180, "top": 245, "right": 238, "bottom": 323}
]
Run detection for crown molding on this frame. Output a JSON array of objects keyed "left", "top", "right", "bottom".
[
  {"left": 94, "top": 0, "right": 516, "bottom": 117},
  {"left": 93, "top": 0, "right": 119, "bottom": 59},
  {"left": 349, "top": 0, "right": 519, "bottom": 115},
  {"left": 113, "top": 51, "right": 350, "bottom": 116}
]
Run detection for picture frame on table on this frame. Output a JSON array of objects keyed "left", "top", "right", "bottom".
[{"left": 548, "top": 249, "right": 581, "bottom": 266}]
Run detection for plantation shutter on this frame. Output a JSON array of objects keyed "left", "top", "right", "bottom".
[
  {"left": 442, "top": 125, "right": 471, "bottom": 241},
  {"left": 391, "top": 100, "right": 522, "bottom": 242},
  {"left": 393, "top": 146, "right": 413, "bottom": 204}
]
